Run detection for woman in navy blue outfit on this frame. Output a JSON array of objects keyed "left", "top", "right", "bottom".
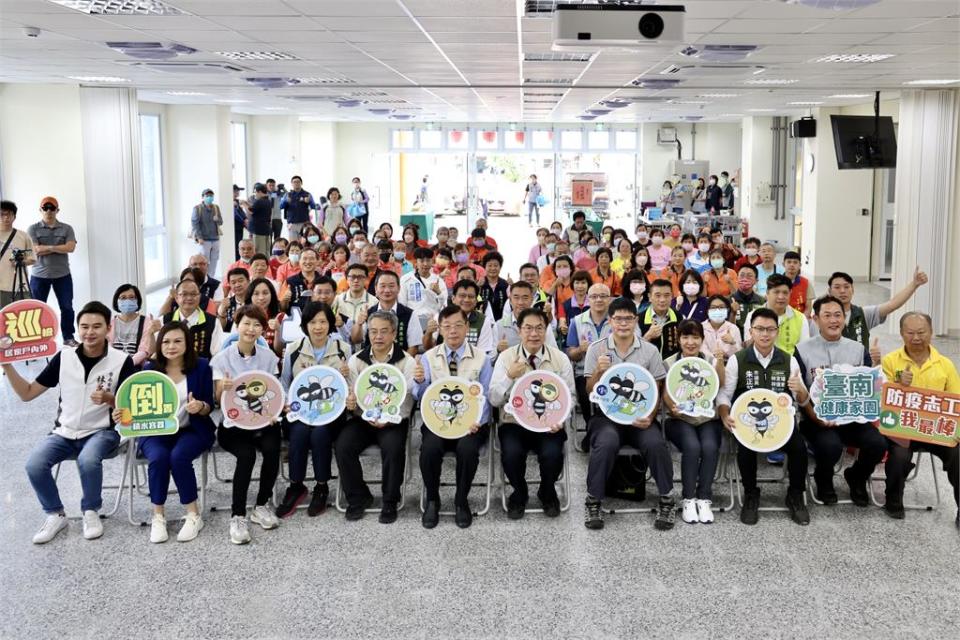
[{"left": 130, "top": 321, "right": 215, "bottom": 543}]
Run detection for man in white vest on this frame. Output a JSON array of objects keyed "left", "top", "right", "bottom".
[{"left": 2, "top": 301, "right": 135, "bottom": 543}]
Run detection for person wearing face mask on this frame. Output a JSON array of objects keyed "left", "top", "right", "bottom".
[
  {"left": 719, "top": 171, "right": 735, "bottom": 212},
  {"left": 701, "top": 295, "right": 742, "bottom": 364},
  {"left": 690, "top": 177, "right": 707, "bottom": 214},
  {"left": 733, "top": 237, "right": 763, "bottom": 272},
  {"left": 298, "top": 223, "right": 323, "bottom": 251},
  {"left": 280, "top": 175, "right": 316, "bottom": 241},
  {"left": 684, "top": 234, "right": 713, "bottom": 275},
  {"left": 474, "top": 217, "right": 499, "bottom": 249},
  {"left": 589, "top": 247, "right": 621, "bottom": 296},
  {"left": 564, "top": 210, "right": 589, "bottom": 247},
  {"left": 658, "top": 180, "right": 676, "bottom": 211},
  {"left": 108, "top": 284, "right": 155, "bottom": 368},
  {"left": 268, "top": 239, "right": 288, "bottom": 279},
  {"left": 402, "top": 225, "right": 427, "bottom": 258},
  {"left": 468, "top": 228, "right": 494, "bottom": 264},
  {"left": 646, "top": 228, "right": 672, "bottom": 272},
  {"left": 731, "top": 264, "right": 765, "bottom": 339},
  {"left": 441, "top": 243, "right": 485, "bottom": 291},
  {"left": 391, "top": 240, "right": 414, "bottom": 276},
  {"left": 620, "top": 270, "right": 650, "bottom": 314},
  {"left": 225, "top": 239, "right": 255, "bottom": 281},
  {"left": 663, "top": 223, "right": 683, "bottom": 250},
  {"left": 631, "top": 246, "right": 652, "bottom": 276},
  {"left": 535, "top": 233, "right": 561, "bottom": 270},
  {"left": 704, "top": 175, "right": 723, "bottom": 214},
  {"left": 349, "top": 177, "right": 370, "bottom": 233},
  {"left": 710, "top": 229, "right": 741, "bottom": 268},
  {"left": 348, "top": 220, "right": 363, "bottom": 240},
  {"left": 631, "top": 223, "right": 651, "bottom": 251},
  {"left": 374, "top": 239, "right": 403, "bottom": 277},
  {"left": 191, "top": 188, "right": 223, "bottom": 276},
  {"left": 574, "top": 233, "right": 599, "bottom": 271},
  {"left": 672, "top": 270, "right": 709, "bottom": 324},
  {"left": 658, "top": 246, "right": 689, "bottom": 298},
  {"left": 703, "top": 248, "right": 739, "bottom": 298},
  {"left": 349, "top": 230, "right": 369, "bottom": 258},
  {"left": 276, "top": 241, "right": 302, "bottom": 284}
]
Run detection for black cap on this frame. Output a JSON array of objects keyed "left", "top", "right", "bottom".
[
  {"left": 233, "top": 184, "right": 244, "bottom": 191},
  {"left": 253, "top": 182, "right": 267, "bottom": 193},
  {"left": 201, "top": 188, "right": 214, "bottom": 196}
]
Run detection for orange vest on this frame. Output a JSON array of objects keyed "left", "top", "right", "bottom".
[{"left": 789, "top": 275, "right": 810, "bottom": 313}]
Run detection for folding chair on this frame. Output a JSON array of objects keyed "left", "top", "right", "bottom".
[
  {"left": 497, "top": 421, "right": 572, "bottom": 514},
  {"left": 806, "top": 447, "right": 859, "bottom": 506},
  {"left": 732, "top": 451, "right": 806, "bottom": 512},
  {"left": 419, "top": 427, "right": 494, "bottom": 518},
  {"left": 868, "top": 450, "right": 942, "bottom": 511},
  {"left": 123, "top": 443, "right": 211, "bottom": 526},
  {"left": 52, "top": 438, "right": 130, "bottom": 520},
  {"left": 334, "top": 426, "right": 414, "bottom": 513}
]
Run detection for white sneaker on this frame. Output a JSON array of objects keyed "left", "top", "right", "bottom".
[
  {"left": 250, "top": 504, "right": 279, "bottom": 530},
  {"left": 32, "top": 513, "right": 68, "bottom": 544},
  {"left": 681, "top": 499, "right": 699, "bottom": 524},
  {"left": 696, "top": 499, "right": 715, "bottom": 524},
  {"left": 229, "top": 516, "right": 251, "bottom": 545},
  {"left": 177, "top": 512, "right": 204, "bottom": 542},
  {"left": 82, "top": 510, "right": 104, "bottom": 540},
  {"left": 149, "top": 514, "right": 168, "bottom": 543}
]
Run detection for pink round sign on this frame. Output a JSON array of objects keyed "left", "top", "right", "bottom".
[
  {"left": 220, "top": 370, "right": 284, "bottom": 430},
  {"left": 504, "top": 370, "right": 572, "bottom": 433}
]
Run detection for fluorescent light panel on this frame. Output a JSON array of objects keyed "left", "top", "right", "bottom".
[{"left": 815, "top": 53, "right": 894, "bottom": 63}]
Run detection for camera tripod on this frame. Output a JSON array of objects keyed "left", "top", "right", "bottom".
[{"left": 10, "top": 250, "right": 31, "bottom": 302}]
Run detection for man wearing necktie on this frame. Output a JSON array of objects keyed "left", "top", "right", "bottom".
[
  {"left": 414, "top": 306, "right": 493, "bottom": 529},
  {"left": 490, "top": 308, "right": 576, "bottom": 520}
]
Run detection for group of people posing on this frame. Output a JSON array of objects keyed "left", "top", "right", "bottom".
[{"left": 3, "top": 189, "right": 958, "bottom": 547}]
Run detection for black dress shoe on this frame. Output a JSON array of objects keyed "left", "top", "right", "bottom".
[
  {"left": 538, "top": 490, "right": 561, "bottom": 518},
  {"left": 455, "top": 504, "right": 473, "bottom": 528},
  {"left": 843, "top": 468, "right": 869, "bottom": 507},
  {"left": 740, "top": 489, "right": 760, "bottom": 525},
  {"left": 422, "top": 500, "right": 440, "bottom": 529},
  {"left": 815, "top": 487, "right": 839, "bottom": 505},
  {"left": 786, "top": 492, "right": 810, "bottom": 526},
  {"left": 379, "top": 502, "right": 398, "bottom": 524},
  {"left": 345, "top": 494, "right": 373, "bottom": 521},
  {"left": 506, "top": 493, "right": 527, "bottom": 520},
  {"left": 884, "top": 499, "right": 905, "bottom": 520},
  {"left": 307, "top": 483, "right": 329, "bottom": 517}
]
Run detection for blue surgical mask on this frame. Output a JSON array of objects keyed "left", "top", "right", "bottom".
[
  {"left": 394, "top": 251, "right": 405, "bottom": 261},
  {"left": 203, "top": 195, "right": 214, "bottom": 206},
  {"left": 587, "top": 245, "right": 599, "bottom": 255},
  {"left": 708, "top": 308, "right": 728, "bottom": 323},
  {"left": 307, "top": 234, "right": 320, "bottom": 244},
  {"left": 546, "top": 243, "right": 557, "bottom": 253},
  {"left": 335, "top": 234, "right": 348, "bottom": 244},
  {"left": 117, "top": 299, "right": 139, "bottom": 314}
]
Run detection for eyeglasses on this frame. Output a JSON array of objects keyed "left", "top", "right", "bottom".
[
  {"left": 611, "top": 316, "right": 635, "bottom": 324},
  {"left": 347, "top": 274, "right": 365, "bottom": 280},
  {"left": 41, "top": 206, "right": 57, "bottom": 212},
  {"left": 520, "top": 325, "right": 546, "bottom": 333},
  {"left": 440, "top": 323, "right": 466, "bottom": 331},
  {"left": 752, "top": 326, "right": 778, "bottom": 334},
  {"left": 588, "top": 294, "right": 610, "bottom": 301}
]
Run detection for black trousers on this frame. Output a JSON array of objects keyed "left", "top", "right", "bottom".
[
  {"left": 586, "top": 415, "right": 673, "bottom": 500},
  {"left": 216, "top": 424, "right": 282, "bottom": 517},
  {"left": 271, "top": 218, "right": 283, "bottom": 242},
  {"left": 736, "top": 427, "right": 807, "bottom": 495},
  {"left": 498, "top": 422, "right": 565, "bottom": 502},
  {"left": 334, "top": 417, "right": 409, "bottom": 507},
  {"left": 885, "top": 439, "right": 959, "bottom": 506},
  {"left": 800, "top": 420, "right": 886, "bottom": 491},
  {"left": 419, "top": 425, "right": 488, "bottom": 506},
  {"left": 575, "top": 375, "right": 593, "bottom": 423}
]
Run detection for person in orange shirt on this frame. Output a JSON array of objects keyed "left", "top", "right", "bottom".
[
  {"left": 275, "top": 241, "right": 302, "bottom": 284},
  {"left": 468, "top": 228, "right": 495, "bottom": 264},
  {"left": 336, "top": 243, "right": 380, "bottom": 293},
  {"left": 474, "top": 217, "right": 498, "bottom": 249},
  {"left": 543, "top": 255, "right": 575, "bottom": 322},
  {"left": 658, "top": 246, "right": 688, "bottom": 297},
  {"left": 702, "top": 248, "right": 739, "bottom": 297},
  {"left": 783, "top": 250, "right": 815, "bottom": 315},
  {"left": 589, "top": 248, "right": 621, "bottom": 296}
]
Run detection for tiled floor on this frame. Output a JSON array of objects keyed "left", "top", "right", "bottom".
[{"left": 1, "top": 282, "right": 957, "bottom": 639}]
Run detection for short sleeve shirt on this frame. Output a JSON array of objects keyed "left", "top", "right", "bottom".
[
  {"left": 583, "top": 335, "right": 667, "bottom": 380},
  {"left": 28, "top": 220, "right": 76, "bottom": 279},
  {"left": 0, "top": 229, "right": 34, "bottom": 291}
]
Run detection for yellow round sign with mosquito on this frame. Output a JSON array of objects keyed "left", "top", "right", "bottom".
[
  {"left": 421, "top": 376, "right": 485, "bottom": 439},
  {"left": 731, "top": 389, "right": 796, "bottom": 453}
]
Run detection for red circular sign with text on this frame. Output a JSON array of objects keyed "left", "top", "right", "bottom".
[
  {"left": 0, "top": 300, "right": 60, "bottom": 364},
  {"left": 220, "top": 370, "right": 284, "bottom": 430}
]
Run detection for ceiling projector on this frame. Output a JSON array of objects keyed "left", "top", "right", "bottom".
[{"left": 552, "top": 3, "right": 686, "bottom": 49}]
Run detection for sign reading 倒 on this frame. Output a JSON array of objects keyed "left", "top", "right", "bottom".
[
  {"left": 878, "top": 383, "right": 960, "bottom": 448},
  {"left": 809, "top": 365, "right": 883, "bottom": 425},
  {"left": 115, "top": 370, "right": 180, "bottom": 437},
  {"left": 571, "top": 180, "right": 594, "bottom": 207},
  {"left": 0, "top": 300, "right": 59, "bottom": 364}
]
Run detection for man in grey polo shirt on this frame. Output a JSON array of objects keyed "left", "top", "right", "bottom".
[
  {"left": 29, "top": 196, "right": 77, "bottom": 346},
  {"left": 582, "top": 297, "right": 674, "bottom": 531}
]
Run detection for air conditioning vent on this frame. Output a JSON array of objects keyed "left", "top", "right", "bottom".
[
  {"left": 660, "top": 64, "right": 765, "bottom": 77},
  {"left": 524, "top": 78, "right": 574, "bottom": 85},
  {"left": 680, "top": 45, "right": 759, "bottom": 62},
  {"left": 47, "top": 0, "right": 185, "bottom": 15},
  {"left": 107, "top": 42, "right": 196, "bottom": 60},
  {"left": 245, "top": 77, "right": 301, "bottom": 88},
  {"left": 217, "top": 51, "right": 302, "bottom": 61},
  {"left": 524, "top": 52, "right": 592, "bottom": 62},
  {"left": 630, "top": 78, "right": 683, "bottom": 89}
]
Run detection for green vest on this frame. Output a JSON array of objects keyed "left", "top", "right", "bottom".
[
  {"left": 438, "top": 311, "right": 485, "bottom": 348},
  {"left": 843, "top": 305, "right": 870, "bottom": 350},
  {"left": 734, "top": 347, "right": 793, "bottom": 400},
  {"left": 774, "top": 308, "right": 805, "bottom": 355}
]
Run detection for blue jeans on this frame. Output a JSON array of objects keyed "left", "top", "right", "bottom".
[
  {"left": 527, "top": 201, "right": 540, "bottom": 224},
  {"left": 30, "top": 273, "right": 75, "bottom": 340},
  {"left": 25, "top": 430, "right": 121, "bottom": 513},
  {"left": 139, "top": 427, "right": 215, "bottom": 506},
  {"left": 287, "top": 420, "right": 340, "bottom": 484}
]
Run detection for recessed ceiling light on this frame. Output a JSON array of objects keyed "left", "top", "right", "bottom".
[
  {"left": 216, "top": 51, "right": 301, "bottom": 61},
  {"left": 67, "top": 75, "right": 130, "bottom": 82},
  {"left": 297, "top": 76, "right": 355, "bottom": 85},
  {"left": 828, "top": 94, "right": 871, "bottom": 98},
  {"left": 744, "top": 78, "right": 798, "bottom": 85},
  {"left": 903, "top": 79, "right": 959, "bottom": 85},
  {"left": 748, "top": 108, "right": 777, "bottom": 112},
  {"left": 815, "top": 53, "right": 894, "bottom": 63},
  {"left": 166, "top": 91, "right": 207, "bottom": 96},
  {"left": 789, "top": 101, "right": 824, "bottom": 105},
  {"left": 699, "top": 93, "right": 739, "bottom": 98},
  {"left": 670, "top": 100, "right": 712, "bottom": 105},
  {"left": 47, "top": 0, "right": 185, "bottom": 15},
  {"left": 783, "top": 0, "right": 880, "bottom": 9}
]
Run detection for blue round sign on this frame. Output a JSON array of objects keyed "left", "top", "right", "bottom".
[
  {"left": 589, "top": 362, "right": 659, "bottom": 425},
  {"left": 286, "top": 365, "right": 349, "bottom": 426}
]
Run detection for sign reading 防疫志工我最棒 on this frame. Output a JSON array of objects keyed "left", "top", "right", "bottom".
[{"left": 878, "top": 383, "right": 960, "bottom": 448}]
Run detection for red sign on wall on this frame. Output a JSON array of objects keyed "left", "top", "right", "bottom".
[{"left": 571, "top": 180, "right": 594, "bottom": 207}]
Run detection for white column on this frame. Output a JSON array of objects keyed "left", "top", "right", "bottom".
[
  {"left": 740, "top": 116, "right": 793, "bottom": 249},
  {"left": 78, "top": 87, "right": 143, "bottom": 300},
  {"left": 891, "top": 89, "right": 959, "bottom": 336}
]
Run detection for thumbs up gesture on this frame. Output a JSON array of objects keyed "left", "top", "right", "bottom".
[
  {"left": 413, "top": 357, "right": 425, "bottom": 384},
  {"left": 185, "top": 392, "right": 205, "bottom": 415},
  {"left": 900, "top": 365, "right": 913, "bottom": 387},
  {"left": 596, "top": 343, "right": 612, "bottom": 375},
  {"left": 787, "top": 373, "right": 807, "bottom": 403},
  {"left": 869, "top": 337, "right": 881, "bottom": 367},
  {"left": 912, "top": 265, "right": 928, "bottom": 288}
]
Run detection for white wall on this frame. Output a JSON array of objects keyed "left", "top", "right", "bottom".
[
  {"left": 0, "top": 83, "right": 92, "bottom": 302},
  {"left": 248, "top": 115, "right": 300, "bottom": 187},
  {"left": 299, "top": 121, "right": 336, "bottom": 194},
  {"left": 640, "top": 122, "right": 741, "bottom": 202},
  {"left": 741, "top": 116, "right": 794, "bottom": 249}
]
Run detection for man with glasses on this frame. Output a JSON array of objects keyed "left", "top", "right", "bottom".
[
  {"left": 444, "top": 279, "right": 494, "bottom": 359},
  {"left": 353, "top": 270, "right": 423, "bottom": 357},
  {"left": 493, "top": 281, "right": 558, "bottom": 356},
  {"left": 413, "top": 305, "right": 494, "bottom": 529},
  {"left": 582, "top": 298, "right": 673, "bottom": 531},
  {"left": 188, "top": 254, "right": 220, "bottom": 301},
  {"left": 566, "top": 284, "right": 613, "bottom": 426},
  {"left": 0, "top": 200, "right": 35, "bottom": 307},
  {"left": 490, "top": 308, "right": 576, "bottom": 519},
  {"left": 717, "top": 308, "right": 811, "bottom": 526},
  {"left": 28, "top": 197, "right": 78, "bottom": 346},
  {"left": 160, "top": 279, "right": 223, "bottom": 359},
  {"left": 335, "top": 264, "right": 375, "bottom": 328}
]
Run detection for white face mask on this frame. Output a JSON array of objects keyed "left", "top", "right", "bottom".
[
  {"left": 744, "top": 248, "right": 758, "bottom": 257},
  {"left": 682, "top": 282, "right": 700, "bottom": 296},
  {"left": 698, "top": 243, "right": 711, "bottom": 253}
]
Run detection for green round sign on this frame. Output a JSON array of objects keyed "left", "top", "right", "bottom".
[
  {"left": 665, "top": 357, "right": 720, "bottom": 419},
  {"left": 115, "top": 370, "right": 181, "bottom": 437}
]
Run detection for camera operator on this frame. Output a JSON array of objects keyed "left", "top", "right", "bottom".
[{"left": 0, "top": 200, "right": 36, "bottom": 307}]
